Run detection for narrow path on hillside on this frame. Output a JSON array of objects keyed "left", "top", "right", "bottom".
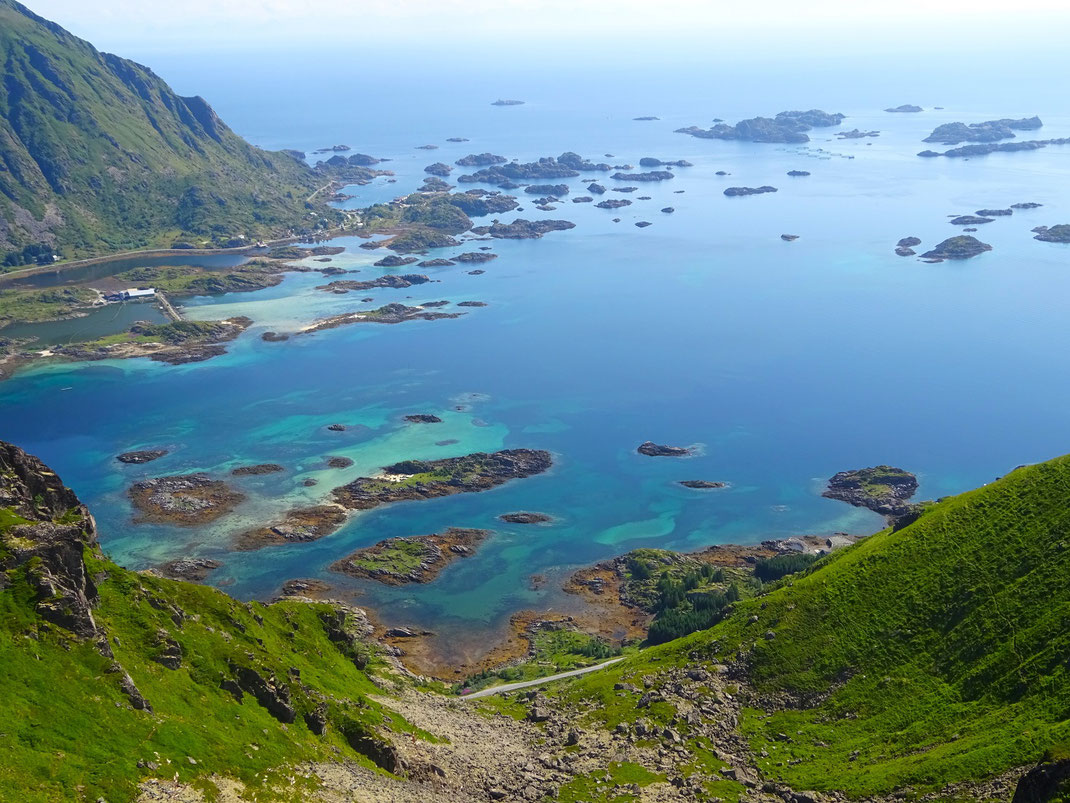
[{"left": 459, "top": 657, "right": 625, "bottom": 700}]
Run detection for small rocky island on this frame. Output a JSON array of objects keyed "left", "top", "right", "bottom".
[
  {"left": 128, "top": 474, "right": 244, "bottom": 525},
  {"left": 637, "top": 441, "right": 692, "bottom": 457},
  {"left": 499, "top": 512, "right": 553, "bottom": 524},
  {"left": 491, "top": 99, "right": 525, "bottom": 106},
  {"left": 923, "top": 116, "right": 1042, "bottom": 145},
  {"left": 724, "top": 186, "right": 778, "bottom": 197},
  {"left": 404, "top": 414, "right": 442, "bottom": 423},
  {"left": 470, "top": 219, "right": 575, "bottom": 239},
  {"left": 679, "top": 480, "right": 726, "bottom": 489},
  {"left": 299, "top": 303, "right": 462, "bottom": 334},
  {"left": 318, "top": 274, "right": 430, "bottom": 293},
  {"left": 885, "top": 104, "right": 923, "bottom": 113},
  {"left": 822, "top": 466, "right": 918, "bottom": 518},
  {"left": 331, "top": 449, "right": 553, "bottom": 511},
  {"left": 233, "top": 506, "right": 348, "bottom": 551},
  {"left": 920, "top": 236, "right": 993, "bottom": 260},
  {"left": 1033, "top": 225, "right": 1070, "bottom": 243},
  {"left": 330, "top": 528, "right": 489, "bottom": 585},
  {"left": 676, "top": 109, "right": 845, "bottom": 144}
]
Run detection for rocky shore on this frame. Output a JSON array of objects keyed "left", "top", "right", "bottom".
[
  {"left": 299, "top": 303, "right": 463, "bottom": 334},
  {"left": 331, "top": 449, "right": 553, "bottom": 512},
  {"left": 330, "top": 528, "right": 490, "bottom": 585}
]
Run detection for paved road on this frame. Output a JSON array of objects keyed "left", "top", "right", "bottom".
[{"left": 459, "top": 657, "right": 626, "bottom": 700}]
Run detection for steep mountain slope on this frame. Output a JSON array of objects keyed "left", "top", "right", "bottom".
[
  {"left": 0, "top": 0, "right": 333, "bottom": 266},
  {"left": 559, "top": 457, "right": 1070, "bottom": 799},
  {"left": 0, "top": 440, "right": 419, "bottom": 802}
]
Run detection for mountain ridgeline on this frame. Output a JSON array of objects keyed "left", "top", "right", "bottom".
[{"left": 0, "top": 0, "right": 335, "bottom": 266}]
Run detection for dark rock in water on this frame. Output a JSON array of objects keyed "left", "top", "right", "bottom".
[
  {"left": 418, "top": 259, "right": 455, "bottom": 267},
  {"left": 923, "top": 116, "right": 1042, "bottom": 145},
  {"left": 261, "top": 331, "right": 289, "bottom": 342},
  {"left": 281, "top": 578, "right": 332, "bottom": 597},
  {"left": 634, "top": 116, "right": 660, "bottom": 121},
  {"left": 595, "top": 199, "right": 631, "bottom": 209},
  {"left": 885, "top": 104, "right": 923, "bottom": 113},
  {"left": 446, "top": 137, "right": 469, "bottom": 142},
  {"left": 231, "top": 464, "right": 284, "bottom": 476},
  {"left": 492, "top": 99, "right": 524, "bottom": 106},
  {"left": 635, "top": 221, "right": 652, "bottom": 228},
  {"left": 679, "top": 480, "right": 726, "bottom": 489},
  {"left": 637, "top": 196, "right": 652, "bottom": 201},
  {"left": 1012, "top": 202, "right": 1043, "bottom": 209},
  {"left": 836, "top": 129, "right": 880, "bottom": 139},
  {"left": 421, "top": 301, "right": 450, "bottom": 308},
  {"left": 950, "top": 215, "right": 994, "bottom": 226},
  {"left": 456, "top": 153, "right": 508, "bottom": 167},
  {"left": 424, "top": 162, "right": 452, "bottom": 176},
  {"left": 677, "top": 109, "right": 845, "bottom": 143},
  {"left": 457, "top": 301, "right": 487, "bottom": 307},
  {"left": 587, "top": 182, "right": 606, "bottom": 195},
  {"left": 1033, "top": 225, "right": 1070, "bottom": 243},
  {"left": 724, "top": 186, "right": 778, "bottom": 197},
  {"left": 823, "top": 465, "right": 918, "bottom": 518},
  {"left": 976, "top": 208, "right": 1013, "bottom": 217},
  {"left": 117, "top": 450, "right": 168, "bottom": 464},
  {"left": 917, "top": 150, "right": 941, "bottom": 158},
  {"left": 436, "top": 439, "right": 460, "bottom": 446},
  {"left": 332, "top": 449, "right": 553, "bottom": 511},
  {"left": 920, "top": 236, "right": 992, "bottom": 259},
  {"left": 895, "top": 246, "right": 916, "bottom": 257},
  {"left": 661, "top": 207, "right": 675, "bottom": 213},
  {"left": 468, "top": 269, "right": 485, "bottom": 275},
  {"left": 327, "top": 424, "right": 347, "bottom": 431},
  {"left": 781, "top": 234, "right": 799, "bottom": 241},
  {"left": 156, "top": 558, "right": 222, "bottom": 582},
  {"left": 404, "top": 414, "right": 443, "bottom": 424},
  {"left": 327, "top": 457, "right": 354, "bottom": 469},
  {"left": 715, "top": 171, "right": 729, "bottom": 176},
  {"left": 963, "top": 228, "right": 977, "bottom": 233},
  {"left": 787, "top": 170, "right": 810, "bottom": 177},
  {"left": 525, "top": 183, "right": 569, "bottom": 196},
  {"left": 612, "top": 186, "right": 638, "bottom": 193},
  {"left": 637, "top": 441, "right": 691, "bottom": 457},
  {"left": 499, "top": 512, "right": 552, "bottom": 524},
  {"left": 455, "top": 252, "right": 497, "bottom": 263},
  {"left": 416, "top": 144, "right": 439, "bottom": 150},
  {"left": 572, "top": 196, "right": 594, "bottom": 203},
  {"left": 303, "top": 479, "right": 318, "bottom": 487},
  {"left": 898, "top": 236, "right": 922, "bottom": 248}
]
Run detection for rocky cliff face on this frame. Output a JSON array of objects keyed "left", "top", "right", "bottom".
[{"left": 0, "top": 440, "right": 100, "bottom": 637}]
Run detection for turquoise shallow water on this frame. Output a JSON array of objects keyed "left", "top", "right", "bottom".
[{"left": 3, "top": 50, "right": 1070, "bottom": 665}]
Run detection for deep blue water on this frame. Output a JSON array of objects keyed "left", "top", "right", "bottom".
[{"left": 3, "top": 48, "right": 1070, "bottom": 665}]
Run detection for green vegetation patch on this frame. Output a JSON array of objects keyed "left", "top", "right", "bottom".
[
  {"left": 0, "top": 287, "right": 98, "bottom": 328},
  {"left": 555, "top": 761, "right": 665, "bottom": 802}
]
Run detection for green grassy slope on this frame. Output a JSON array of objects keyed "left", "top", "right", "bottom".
[
  {"left": 0, "top": 0, "right": 335, "bottom": 265},
  {"left": 0, "top": 557, "right": 422, "bottom": 802},
  {"left": 560, "top": 457, "right": 1070, "bottom": 797}
]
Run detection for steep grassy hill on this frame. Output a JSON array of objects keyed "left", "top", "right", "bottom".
[
  {"left": 0, "top": 0, "right": 335, "bottom": 267},
  {"left": 0, "top": 441, "right": 424, "bottom": 802},
  {"left": 560, "top": 457, "right": 1070, "bottom": 798}
]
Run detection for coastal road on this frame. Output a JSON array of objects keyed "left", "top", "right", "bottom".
[{"left": 459, "top": 657, "right": 626, "bottom": 700}]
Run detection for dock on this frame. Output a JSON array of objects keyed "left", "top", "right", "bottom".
[{"left": 156, "top": 291, "right": 183, "bottom": 322}]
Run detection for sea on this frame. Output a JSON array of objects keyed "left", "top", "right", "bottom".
[{"left": 3, "top": 42, "right": 1069, "bottom": 666}]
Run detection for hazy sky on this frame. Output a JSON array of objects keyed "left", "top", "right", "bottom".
[{"left": 24, "top": 0, "right": 1070, "bottom": 55}]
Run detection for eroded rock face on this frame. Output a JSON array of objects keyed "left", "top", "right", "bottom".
[
  {"left": 1012, "top": 757, "right": 1070, "bottom": 803},
  {"left": 0, "top": 441, "right": 101, "bottom": 638}
]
